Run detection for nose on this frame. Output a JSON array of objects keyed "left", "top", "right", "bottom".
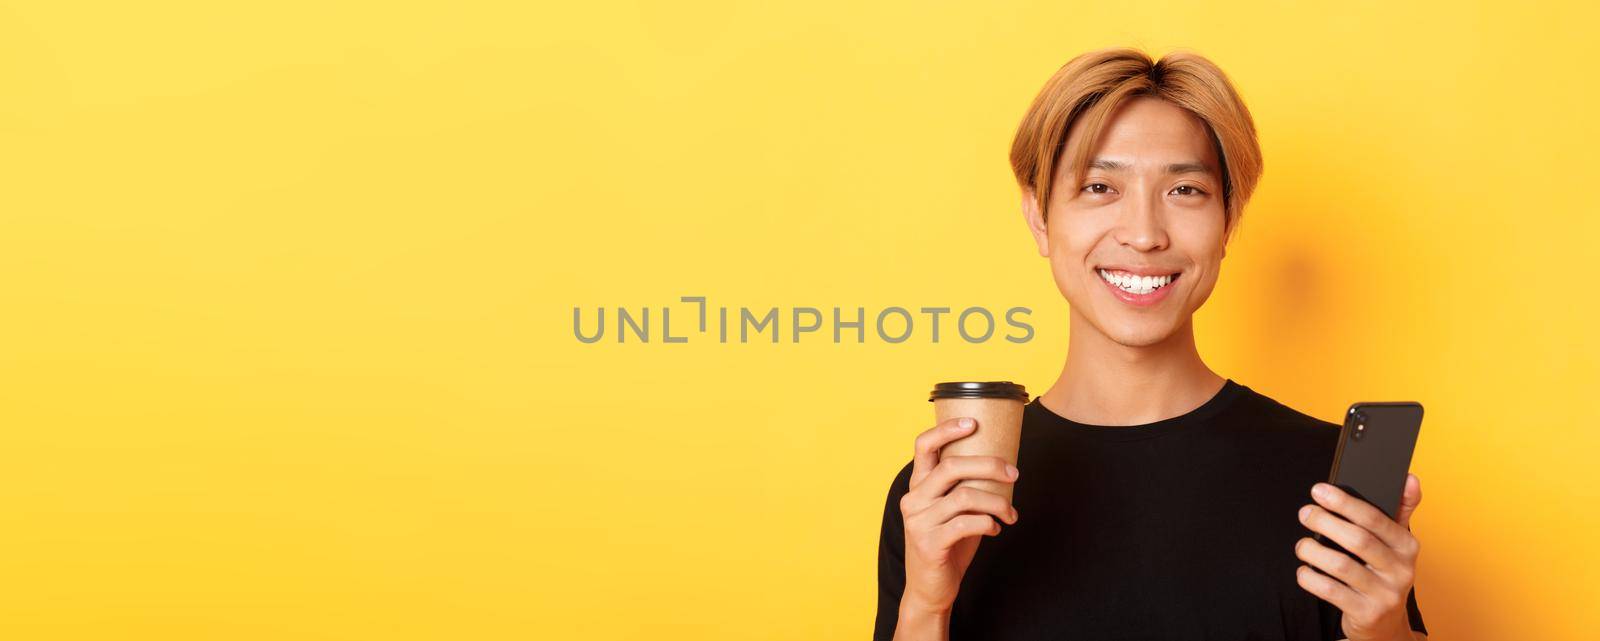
[{"left": 1112, "top": 188, "right": 1169, "bottom": 252}]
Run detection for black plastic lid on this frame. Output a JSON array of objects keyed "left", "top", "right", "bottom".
[{"left": 929, "top": 381, "right": 1029, "bottom": 402}]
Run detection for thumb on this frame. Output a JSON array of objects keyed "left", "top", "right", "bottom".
[{"left": 1396, "top": 472, "right": 1422, "bottom": 530}]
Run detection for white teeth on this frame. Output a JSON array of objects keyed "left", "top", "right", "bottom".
[{"left": 1098, "top": 269, "right": 1177, "bottom": 295}]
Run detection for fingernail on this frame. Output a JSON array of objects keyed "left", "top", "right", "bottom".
[
  {"left": 1312, "top": 483, "right": 1331, "bottom": 501},
  {"left": 1298, "top": 505, "right": 1312, "bottom": 522},
  {"left": 1006, "top": 464, "right": 1019, "bottom": 479},
  {"left": 959, "top": 418, "right": 974, "bottom": 429}
]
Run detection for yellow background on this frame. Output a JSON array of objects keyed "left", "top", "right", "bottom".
[{"left": 2, "top": 1, "right": 1595, "bottom": 639}]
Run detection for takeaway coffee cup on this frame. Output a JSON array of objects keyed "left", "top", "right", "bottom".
[{"left": 928, "top": 381, "right": 1029, "bottom": 502}]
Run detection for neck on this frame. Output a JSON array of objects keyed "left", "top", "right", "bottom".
[{"left": 1040, "top": 309, "right": 1226, "bottom": 426}]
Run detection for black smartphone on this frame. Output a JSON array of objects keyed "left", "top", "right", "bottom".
[{"left": 1312, "top": 401, "right": 1424, "bottom": 550}]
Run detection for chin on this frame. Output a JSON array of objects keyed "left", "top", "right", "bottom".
[
  {"left": 1107, "top": 326, "right": 1177, "bottom": 347},
  {"left": 1090, "top": 313, "right": 1183, "bottom": 347}
]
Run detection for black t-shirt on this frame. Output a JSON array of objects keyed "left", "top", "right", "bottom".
[{"left": 873, "top": 379, "right": 1427, "bottom": 640}]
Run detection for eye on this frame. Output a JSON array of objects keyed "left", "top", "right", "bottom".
[
  {"left": 1082, "top": 182, "right": 1113, "bottom": 195},
  {"left": 1171, "top": 184, "right": 1207, "bottom": 197}
]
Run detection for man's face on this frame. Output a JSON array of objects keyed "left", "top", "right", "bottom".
[{"left": 1023, "top": 96, "right": 1229, "bottom": 347}]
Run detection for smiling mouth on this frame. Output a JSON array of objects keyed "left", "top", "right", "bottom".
[{"left": 1097, "top": 268, "right": 1181, "bottom": 295}]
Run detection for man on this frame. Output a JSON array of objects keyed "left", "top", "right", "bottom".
[{"left": 874, "top": 48, "right": 1429, "bottom": 641}]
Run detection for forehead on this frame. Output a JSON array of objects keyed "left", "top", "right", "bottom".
[{"left": 1071, "top": 96, "right": 1219, "bottom": 168}]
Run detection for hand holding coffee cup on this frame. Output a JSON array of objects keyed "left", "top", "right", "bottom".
[
  {"left": 896, "top": 382, "right": 1028, "bottom": 616},
  {"left": 928, "top": 382, "right": 1029, "bottom": 502}
]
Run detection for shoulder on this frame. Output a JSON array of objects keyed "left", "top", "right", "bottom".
[
  {"left": 1220, "top": 382, "right": 1346, "bottom": 475},
  {"left": 878, "top": 459, "right": 916, "bottom": 525},
  {"left": 887, "top": 458, "right": 914, "bottom": 500},
  {"left": 1227, "top": 381, "right": 1343, "bottom": 439}
]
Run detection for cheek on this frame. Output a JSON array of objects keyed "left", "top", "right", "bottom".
[
  {"left": 1173, "top": 213, "right": 1227, "bottom": 262},
  {"left": 1172, "top": 218, "right": 1227, "bottom": 299},
  {"left": 1048, "top": 216, "right": 1102, "bottom": 264}
]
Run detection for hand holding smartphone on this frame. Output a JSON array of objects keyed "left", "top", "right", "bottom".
[
  {"left": 1313, "top": 401, "right": 1424, "bottom": 551},
  {"left": 1294, "top": 402, "right": 1428, "bottom": 637}
]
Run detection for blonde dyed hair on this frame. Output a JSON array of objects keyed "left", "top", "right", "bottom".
[{"left": 1009, "top": 47, "right": 1264, "bottom": 239}]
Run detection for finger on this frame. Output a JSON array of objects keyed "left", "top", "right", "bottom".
[
  {"left": 1396, "top": 473, "right": 1422, "bottom": 531},
  {"left": 910, "top": 418, "right": 977, "bottom": 487},
  {"left": 916, "top": 455, "right": 1018, "bottom": 499},
  {"left": 935, "top": 514, "right": 1002, "bottom": 547},
  {"left": 1299, "top": 503, "right": 1401, "bottom": 573},
  {"left": 1311, "top": 483, "right": 1411, "bottom": 551},
  {"left": 1296, "top": 564, "right": 1362, "bottom": 613},
  {"left": 1294, "top": 537, "right": 1382, "bottom": 596},
  {"left": 918, "top": 486, "right": 1017, "bottom": 527}
]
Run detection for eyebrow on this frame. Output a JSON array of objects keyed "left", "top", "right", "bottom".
[{"left": 1088, "top": 158, "right": 1215, "bottom": 175}]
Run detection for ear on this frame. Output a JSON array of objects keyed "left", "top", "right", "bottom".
[{"left": 1021, "top": 187, "right": 1050, "bottom": 257}]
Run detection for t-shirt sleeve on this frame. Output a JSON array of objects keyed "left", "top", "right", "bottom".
[
  {"left": 1404, "top": 584, "right": 1427, "bottom": 635},
  {"left": 872, "top": 460, "right": 915, "bottom": 641}
]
